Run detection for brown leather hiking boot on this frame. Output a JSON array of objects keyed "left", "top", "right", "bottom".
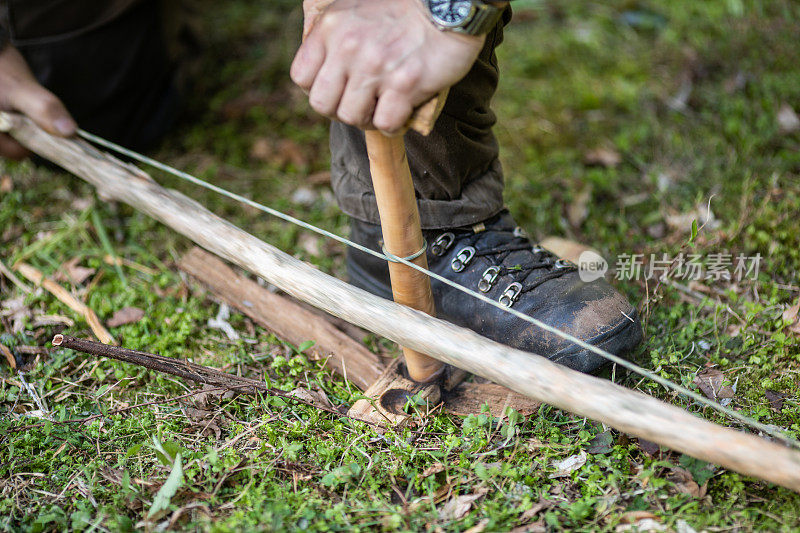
[{"left": 346, "top": 210, "right": 643, "bottom": 374}]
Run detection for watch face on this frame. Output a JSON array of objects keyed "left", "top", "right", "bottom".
[{"left": 428, "top": 0, "right": 474, "bottom": 27}]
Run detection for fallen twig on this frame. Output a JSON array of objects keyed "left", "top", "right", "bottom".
[
  {"left": 51, "top": 334, "right": 372, "bottom": 424},
  {"left": 14, "top": 263, "right": 115, "bottom": 345}
]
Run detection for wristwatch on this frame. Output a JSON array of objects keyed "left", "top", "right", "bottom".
[{"left": 424, "top": 0, "right": 505, "bottom": 36}]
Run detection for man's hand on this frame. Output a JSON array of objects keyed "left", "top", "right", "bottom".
[
  {"left": 291, "top": 0, "right": 485, "bottom": 134},
  {"left": 0, "top": 45, "right": 76, "bottom": 159}
]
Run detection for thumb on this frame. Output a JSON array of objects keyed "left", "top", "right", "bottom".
[{"left": 12, "top": 84, "right": 77, "bottom": 137}]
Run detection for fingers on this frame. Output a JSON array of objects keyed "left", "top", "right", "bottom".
[
  {"left": 372, "top": 89, "right": 415, "bottom": 135},
  {"left": 0, "top": 133, "right": 31, "bottom": 160},
  {"left": 0, "top": 45, "right": 77, "bottom": 139},
  {"left": 292, "top": 0, "right": 462, "bottom": 131},
  {"left": 335, "top": 76, "right": 378, "bottom": 128},
  {"left": 290, "top": 31, "right": 326, "bottom": 93},
  {"left": 12, "top": 85, "right": 77, "bottom": 137},
  {"left": 308, "top": 62, "right": 347, "bottom": 118}
]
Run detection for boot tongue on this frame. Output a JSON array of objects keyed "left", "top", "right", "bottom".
[{"left": 476, "top": 229, "right": 514, "bottom": 249}]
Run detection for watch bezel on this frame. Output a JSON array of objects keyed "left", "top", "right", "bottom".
[{"left": 424, "top": 0, "right": 479, "bottom": 30}]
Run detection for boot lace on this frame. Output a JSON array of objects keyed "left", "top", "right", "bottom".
[{"left": 429, "top": 222, "right": 577, "bottom": 307}]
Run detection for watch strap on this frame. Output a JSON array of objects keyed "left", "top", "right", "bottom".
[{"left": 460, "top": 1, "right": 504, "bottom": 35}]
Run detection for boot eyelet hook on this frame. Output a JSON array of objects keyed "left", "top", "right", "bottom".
[
  {"left": 431, "top": 232, "right": 455, "bottom": 256},
  {"left": 478, "top": 266, "right": 500, "bottom": 292},
  {"left": 451, "top": 246, "right": 476, "bottom": 272},
  {"left": 499, "top": 282, "right": 523, "bottom": 307}
]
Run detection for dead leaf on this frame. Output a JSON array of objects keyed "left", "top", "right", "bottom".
[
  {"left": 53, "top": 257, "right": 96, "bottom": 285},
  {"left": 777, "top": 103, "right": 800, "bottom": 134},
  {"left": 289, "top": 387, "right": 332, "bottom": 409},
  {"left": 181, "top": 405, "right": 223, "bottom": 439},
  {"left": 668, "top": 467, "right": 707, "bottom": 499},
  {"left": 539, "top": 237, "right": 601, "bottom": 266},
  {"left": 784, "top": 298, "right": 800, "bottom": 322},
  {"left": 107, "top": 306, "right": 145, "bottom": 328},
  {"left": 519, "top": 498, "right": 554, "bottom": 522},
  {"left": 191, "top": 385, "right": 228, "bottom": 409},
  {"left": 421, "top": 463, "right": 446, "bottom": 478},
  {"left": 567, "top": 182, "right": 593, "bottom": 228},
  {"left": 510, "top": 519, "right": 546, "bottom": 533},
  {"left": 693, "top": 367, "right": 735, "bottom": 402},
  {"left": 464, "top": 518, "right": 490, "bottom": 533},
  {"left": 549, "top": 450, "right": 587, "bottom": 478},
  {"left": 438, "top": 488, "right": 488, "bottom": 521},
  {"left": 783, "top": 298, "right": 800, "bottom": 336},
  {"left": 637, "top": 438, "right": 660, "bottom": 456},
  {"left": 586, "top": 431, "right": 614, "bottom": 454},
  {"left": 0, "top": 343, "right": 16, "bottom": 369},
  {"left": 0, "top": 175, "right": 12, "bottom": 193},
  {"left": 583, "top": 147, "right": 622, "bottom": 168},
  {"left": 765, "top": 390, "right": 786, "bottom": 411},
  {"left": 619, "top": 511, "right": 658, "bottom": 524}
]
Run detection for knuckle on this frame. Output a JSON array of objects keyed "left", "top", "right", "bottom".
[
  {"left": 290, "top": 67, "right": 310, "bottom": 90},
  {"left": 308, "top": 91, "right": 334, "bottom": 115},
  {"left": 359, "top": 48, "right": 384, "bottom": 73},
  {"left": 309, "top": 98, "right": 330, "bottom": 115},
  {"left": 339, "top": 32, "right": 361, "bottom": 55},
  {"left": 391, "top": 64, "right": 422, "bottom": 92}
]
